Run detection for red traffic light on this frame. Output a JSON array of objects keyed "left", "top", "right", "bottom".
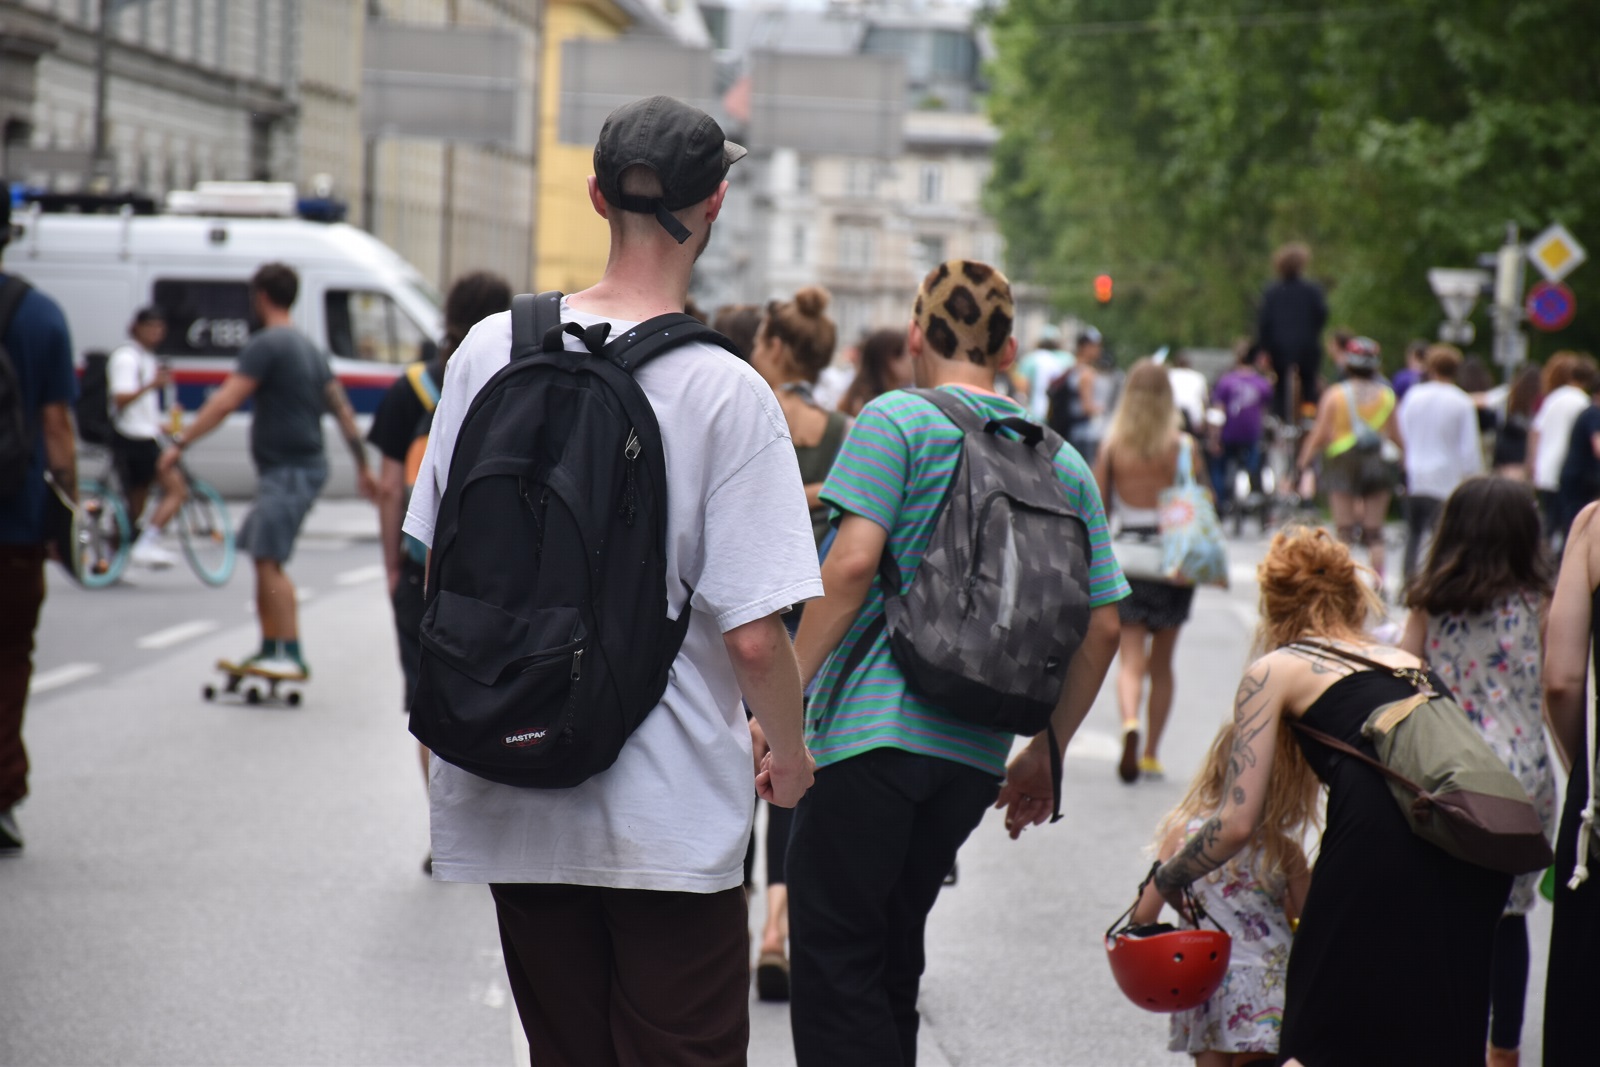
[{"left": 1094, "top": 273, "right": 1113, "bottom": 304}]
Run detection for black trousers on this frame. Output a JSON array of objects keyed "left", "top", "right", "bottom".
[
  {"left": 490, "top": 883, "right": 750, "bottom": 1067},
  {"left": 1402, "top": 493, "right": 1443, "bottom": 588},
  {"left": 786, "top": 748, "right": 1000, "bottom": 1067}
]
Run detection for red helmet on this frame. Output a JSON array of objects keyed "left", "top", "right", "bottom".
[
  {"left": 1105, "top": 922, "right": 1231, "bottom": 1013},
  {"left": 1104, "top": 867, "right": 1233, "bottom": 1013}
]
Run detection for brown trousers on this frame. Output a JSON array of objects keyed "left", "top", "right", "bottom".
[
  {"left": 0, "top": 546, "right": 45, "bottom": 810},
  {"left": 490, "top": 882, "right": 750, "bottom": 1067}
]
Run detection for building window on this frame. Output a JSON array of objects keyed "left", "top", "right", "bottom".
[
  {"left": 838, "top": 226, "right": 876, "bottom": 271},
  {"left": 791, "top": 224, "right": 808, "bottom": 267},
  {"left": 975, "top": 231, "right": 1005, "bottom": 269},
  {"left": 846, "top": 161, "right": 875, "bottom": 198},
  {"left": 796, "top": 160, "right": 813, "bottom": 194},
  {"left": 919, "top": 164, "right": 944, "bottom": 204},
  {"left": 913, "top": 235, "right": 946, "bottom": 278}
]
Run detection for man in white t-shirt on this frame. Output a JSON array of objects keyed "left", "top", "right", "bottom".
[
  {"left": 1017, "top": 324, "right": 1074, "bottom": 423},
  {"left": 1530, "top": 357, "right": 1595, "bottom": 545},
  {"left": 403, "top": 96, "right": 821, "bottom": 1066},
  {"left": 107, "top": 306, "right": 187, "bottom": 567},
  {"left": 1166, "top": 349, "right": 1210, "bottom": 435},
  {"left": 1395, "top": 344, "right": 1481, "bottom": 583}
]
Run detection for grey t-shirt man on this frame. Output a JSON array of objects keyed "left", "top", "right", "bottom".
[{"left": 236, "top": 326, "right": 332, "bottom": 470}]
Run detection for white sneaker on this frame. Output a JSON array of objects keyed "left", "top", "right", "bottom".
[
  {"left": 131, "top": 536, "right": 178, "bottom": 568},
  {"left": 249, "top": 655, "right": 308, "bottom": 681}
]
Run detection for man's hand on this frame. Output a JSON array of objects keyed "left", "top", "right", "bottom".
[
  {"left": 756, "top": 744, "right": 816, "bottom": 808},
  {"left": 356, "top": 466, "right": 379, "bottom": 503},
  {"left": 995, "top": 733, "right": 1059, "bottom": 839},
  {"left": 748, "top": 717, "right": 770, "bottom": 778}
]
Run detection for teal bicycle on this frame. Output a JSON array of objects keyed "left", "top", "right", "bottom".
[{"left": 72, "top": 442, "right": 236, "bottom": 588}]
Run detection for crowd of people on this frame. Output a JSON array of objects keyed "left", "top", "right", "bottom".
[{"left": 6, "top": 94, "right": 1600, "bottom": 1067}]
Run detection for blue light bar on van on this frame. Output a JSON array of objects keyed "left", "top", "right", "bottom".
[{"left": 297, "top": 197, "right": 348, "bottom": 223}]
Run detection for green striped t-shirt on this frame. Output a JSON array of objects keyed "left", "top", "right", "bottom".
[{"left": 809, "top": 385, "right": 1129, "bottom": 777}]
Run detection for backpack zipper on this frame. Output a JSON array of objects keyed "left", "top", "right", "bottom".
[
  {"left": 570, "top": 648, "right": 584, "bottom": 681},
  {"left": 620, "top": 429, "right": 641, "bottom": 526},
  {"left": 520, "top": 479, "right": 550, "bottom": 560}
]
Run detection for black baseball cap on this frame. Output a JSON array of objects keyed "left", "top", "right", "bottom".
[{"left": 593, "top": 96, "right": 747, "bottom": 245}]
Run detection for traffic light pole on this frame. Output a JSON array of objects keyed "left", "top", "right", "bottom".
[{"left": 1491, "top": 221, "right": 1527, "bottom": 373}]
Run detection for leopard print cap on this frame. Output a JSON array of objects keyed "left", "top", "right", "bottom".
[{"left": 913, "top": 259, "right": 1015, "bottom": 366}]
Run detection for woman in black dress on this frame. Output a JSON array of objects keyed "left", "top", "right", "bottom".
[
  {"left": 1152, "top": 526, "right": 1510, "bottom": 1066},
  {"left": 1094, "top": 360, "right": 1211, "bottom": 783},
  {"left": 1543, "top": 501, "right": 1600, "bottom": 1065}
]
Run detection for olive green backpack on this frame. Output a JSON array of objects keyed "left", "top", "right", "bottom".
[{"left": 1287, "top": 641, "right": 1553, "bottom": 876}]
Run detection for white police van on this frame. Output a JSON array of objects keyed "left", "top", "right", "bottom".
[{"left": 11, "top": 182, "right": 445, "bottom": 496}]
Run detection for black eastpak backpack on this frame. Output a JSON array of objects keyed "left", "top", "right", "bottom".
[
  {"left": 830, "top": 388, "right": 1094, "bottom": 818},
  {"left": 410, "top": 292, "right": 739, "bottom": 788}
]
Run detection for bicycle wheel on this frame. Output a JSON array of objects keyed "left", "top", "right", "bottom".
[
  {"left": 76, "top": 477, "right": 132, "bottom": 588},
  {"left": 176, "top": 476, "right": 236, "bottom": 586}
]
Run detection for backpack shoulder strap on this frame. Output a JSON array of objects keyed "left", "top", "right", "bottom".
[
  {"left": 0, "top": 276, "right": 32, "bottom": 339},
  {"left": 909, "top": 386, "right": 1051, "bottom": 453},
  {"left": 600, "top": 313, "right": 740, "bottom": 373},
  {"left": 1286, "top": 716, "right": 1425, "bottom": 797},
  {"left": 405, "top": 360, "right": 441, "bottom": 413},
  {"left": 1286, "top": 641, "right": 1436, "bottom": 693},
  {"left": 510, "top": 291, "right": 564, "bottom": 361}
]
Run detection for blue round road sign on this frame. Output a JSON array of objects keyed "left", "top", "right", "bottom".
[{"left": 1527, "top": 280, "right": 1576, "bottom": 332}]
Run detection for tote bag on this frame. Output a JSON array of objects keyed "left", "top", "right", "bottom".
[{"left": 1156, "top": 437, "right": 1228, "bottom": 588}]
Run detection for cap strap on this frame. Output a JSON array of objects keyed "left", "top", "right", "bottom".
[{"left": 615, "top": 193, "right": 691, "bottom": 245}]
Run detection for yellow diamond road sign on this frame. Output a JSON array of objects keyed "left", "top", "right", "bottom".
[{"left": 1528, "top": 223, "right": 1587, "bottom": 283}]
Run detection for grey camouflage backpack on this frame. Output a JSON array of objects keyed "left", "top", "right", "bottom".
[{"left": 833, "top": 388, "right": 1093, "bottom": 818}]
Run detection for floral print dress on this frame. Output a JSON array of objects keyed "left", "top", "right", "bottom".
[
  {"left": 1168, "top": 819, "right": 1295, "bottom": 1055},
  {"left": 1424, "top": 595, "right": 1558, "bottom": 914}
]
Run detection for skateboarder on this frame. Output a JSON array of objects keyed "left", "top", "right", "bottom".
[{"left": 160, "top": 263, "right": 375, "bottom": 680}]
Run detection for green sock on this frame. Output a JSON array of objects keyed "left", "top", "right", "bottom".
[
  {"left": 285, "top": 640, "right": 302, "bottom": 661},
  {"left": 257, "top": 638, "right": 277, "bottom": 659}
]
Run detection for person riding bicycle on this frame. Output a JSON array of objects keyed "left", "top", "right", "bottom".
[{"left": 108, "top": 306, "right": 188, "bottom": 568}]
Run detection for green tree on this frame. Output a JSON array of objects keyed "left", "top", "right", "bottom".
[{"left": 987, "top": 0, "right": 1600, "bottom": 367}]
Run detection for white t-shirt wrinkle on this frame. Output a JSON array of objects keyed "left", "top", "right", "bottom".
[
  {"left": 107, "top": 342, "right": 161, "bottom": 440},
  {"left": 403, "top": 304, "right": 824, "bottom": 892},
  {"left": 1396, "top": 381, "right": 1482, "bottom": 500}
]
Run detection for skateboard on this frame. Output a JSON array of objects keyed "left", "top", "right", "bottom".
[{"left": 203, "top": 659, "right": 305, "bottom": 707}]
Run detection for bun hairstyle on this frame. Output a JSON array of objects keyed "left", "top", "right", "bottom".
[
  {"left": 761, "top": 285, "right": 837, "bottom": 382},
  {"left": 1255, "top": 526, "right": 1383, "bottom": 654}
]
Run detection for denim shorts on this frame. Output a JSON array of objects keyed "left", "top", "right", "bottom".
[{"left": 238, "top": 462, "right": 328, "bottom": 563}]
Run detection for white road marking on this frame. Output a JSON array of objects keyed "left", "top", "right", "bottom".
[
  {"left": 1228, "top": 561, "right": 1259, "bottom": 586},
  {"left": 335, "top": 564, "right": 386, "bottom": 587},
  {"left": 136, "top": 619, "right": 219, "bottom": 650},
  {"left": 28, "top": 662, "right": 101, "bottom": 695},
  {"left": 1064, "top": 728, "right": 1121, "bottom": 763}
]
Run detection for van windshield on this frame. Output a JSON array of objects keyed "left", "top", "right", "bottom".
[{"left": 407, "top": 278, "right": 443, "bottom": 312}]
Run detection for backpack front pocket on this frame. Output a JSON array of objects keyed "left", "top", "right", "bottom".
[{"left": 417, "top": 591, "right": 586, "bottom": 767}]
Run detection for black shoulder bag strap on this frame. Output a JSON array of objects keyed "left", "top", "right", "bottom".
[
  {"left": 0, "top": 274, "right": 36, "bottom": 439},
  {"left": 1285, "top": 640, "right": 1436, "bottom": 693},
  {"left": 1282, "top": 639, "right": 1438, "bottom": 797},
  {"left": 0, "top": 275, "right": 32, "bottom": 337}
]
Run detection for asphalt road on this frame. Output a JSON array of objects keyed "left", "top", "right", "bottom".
[{"left": 2, "top": 510, "right": 1555, "bottom": 1065}]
